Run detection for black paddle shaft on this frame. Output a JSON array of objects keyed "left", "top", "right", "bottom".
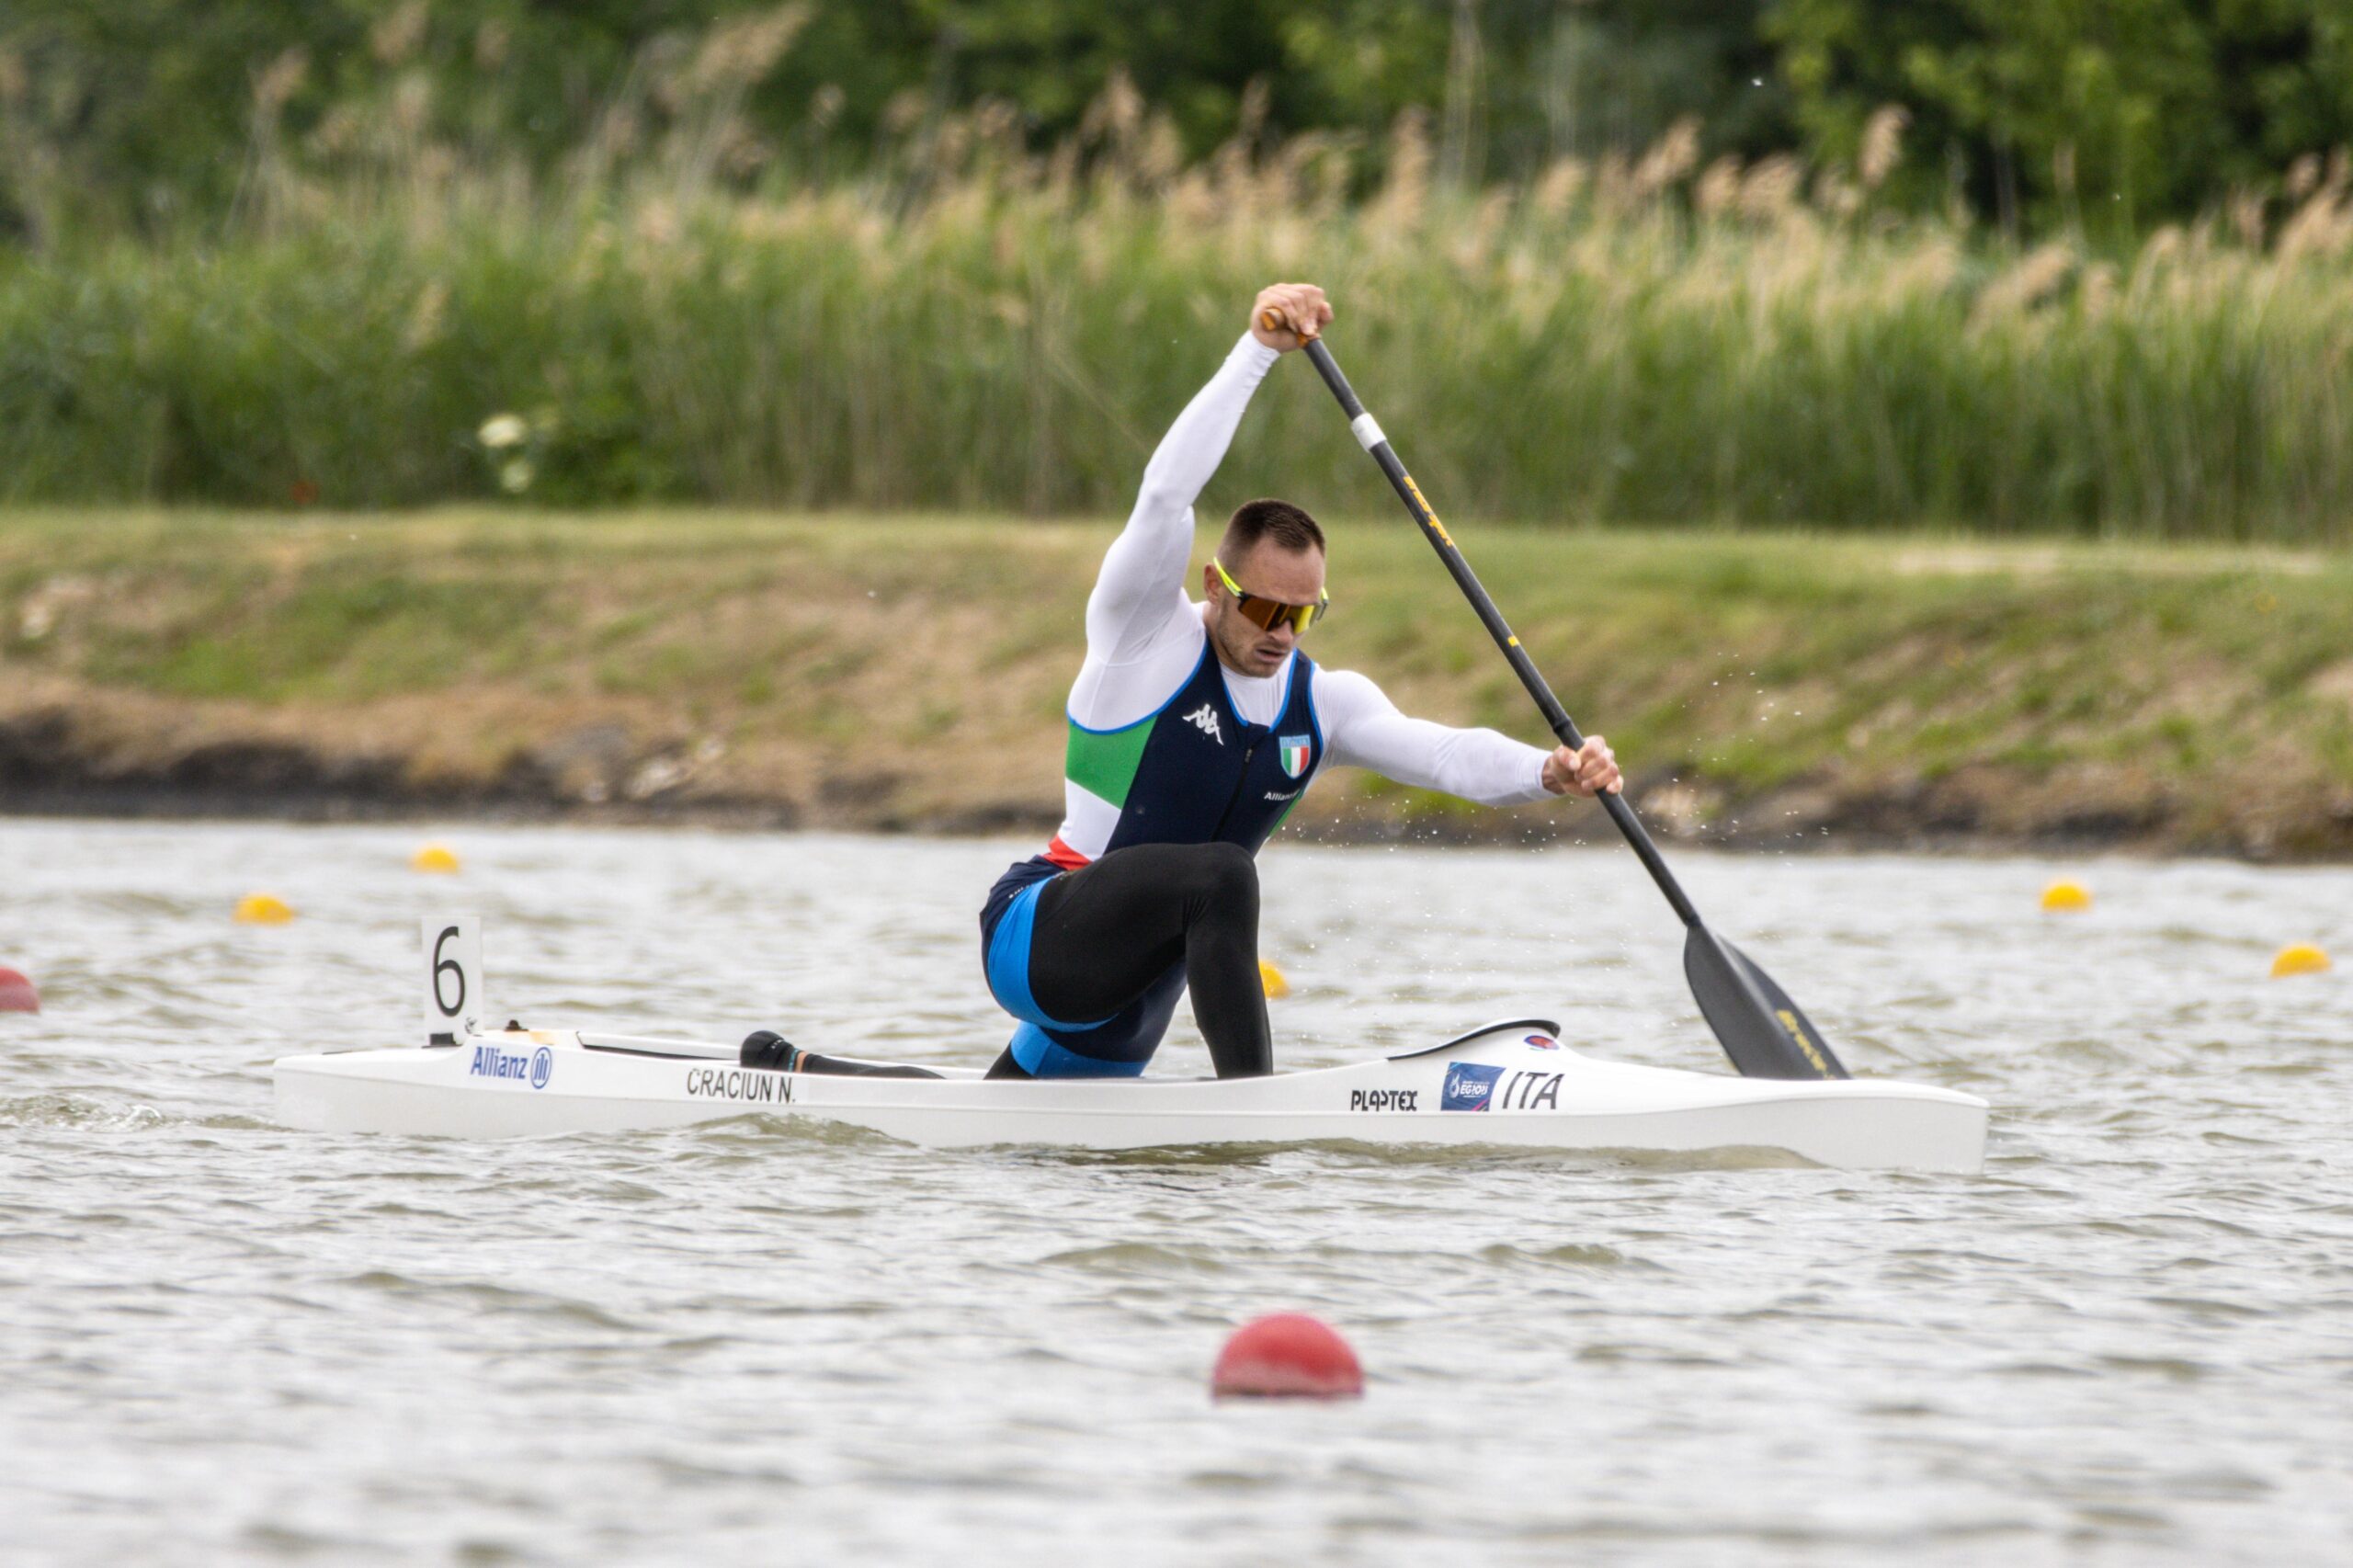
[{"left": 1297, "top": 337, "right": 1700, "bottom": 929}]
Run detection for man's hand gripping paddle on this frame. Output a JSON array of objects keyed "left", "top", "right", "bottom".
[{"left": 1264, "top": 308, "right": 1847, "bottom": 1081}]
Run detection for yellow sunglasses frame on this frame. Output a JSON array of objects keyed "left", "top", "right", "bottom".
[{"left": 1211, "top": 556, "right": 1331, "bottom": 636}]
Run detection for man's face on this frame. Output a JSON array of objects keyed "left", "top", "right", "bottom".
[{"left": 1205, "top": 542, "right": 1326, "bottom": 678}]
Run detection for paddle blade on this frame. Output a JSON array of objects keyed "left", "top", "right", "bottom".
[{"left": 1683, "top": 927, "right": 1849, "bottom": 1080}]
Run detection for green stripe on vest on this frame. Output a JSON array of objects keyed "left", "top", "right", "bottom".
[{"left": 1065, "top": 716, "right": 1156, "bottom": 807}]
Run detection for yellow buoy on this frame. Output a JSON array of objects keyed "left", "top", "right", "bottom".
[
  {"left": 234, "top": 893, "right": 294, "bottom": 925},
  {"left": 2269, "top": 944, "right": 2331, "bottom": 979},
  {"left": 412, "top": 844, "right": 461, "bottom": 874},
  {"left": 1259, "top": 960, "right": 1290, "bottom": 999},
  {"left": 2040, "top": 880, "right": 2091, "bottom": 913}
]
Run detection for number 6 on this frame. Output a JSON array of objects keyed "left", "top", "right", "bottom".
[{"left": 433, "top": 925, "right": 465, "bottom": 1017}]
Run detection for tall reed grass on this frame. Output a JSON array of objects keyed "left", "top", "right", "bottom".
[{"left": 5, "top": 51, "right": 2352, "bottom": 539}]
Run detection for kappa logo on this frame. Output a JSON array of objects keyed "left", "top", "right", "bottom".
[{"left": 1182, "top": 704, "right": 1224, "bottom": 744}]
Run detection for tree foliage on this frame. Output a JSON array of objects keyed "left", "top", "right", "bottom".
[
  {"left": 3, "top": 0, "right": 2349, "bottom": 238},
  {"left": 1772, "top": 0, "right": 2353, "bottom": 231}
]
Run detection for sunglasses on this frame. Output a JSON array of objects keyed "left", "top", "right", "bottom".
[{"left": 1212, "top": 557, "right": 1332, "bottom": 636}]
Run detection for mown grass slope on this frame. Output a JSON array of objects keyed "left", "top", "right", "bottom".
[{"left": 5, "top": 508, "right": 2350, "bottom": 855}]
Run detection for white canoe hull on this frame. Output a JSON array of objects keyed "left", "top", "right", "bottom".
[{"left": 275, "top": 1021, "right": 1990, "bottom": 1173}]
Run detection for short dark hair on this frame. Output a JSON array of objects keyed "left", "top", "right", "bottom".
[{"left": 1218, "top": 498, "right": 1325, "bottom": 563}]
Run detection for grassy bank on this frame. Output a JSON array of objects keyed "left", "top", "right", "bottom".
[
  {"left": 5, "top": 508, "right": 2351, "bottom": 857},
  {"left": 6, "top": 119, "right": 2353, "bottom": 537}
]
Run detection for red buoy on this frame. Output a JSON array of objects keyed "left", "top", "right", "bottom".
[
  {"left": 1211, "top": 1313, "right": 1364, "bottom": 1400},
  {"left": 0, "top": 967, "right": 39, "bottom": 1014}
]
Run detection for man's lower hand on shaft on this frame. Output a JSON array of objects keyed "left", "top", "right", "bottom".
[{"left": 1542, "top": 736, "right": 1621, "bottom": 798}]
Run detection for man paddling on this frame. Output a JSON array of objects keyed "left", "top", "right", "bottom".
[{"left": 980, "top": 283, "right": 1621, "bottom": 1082}]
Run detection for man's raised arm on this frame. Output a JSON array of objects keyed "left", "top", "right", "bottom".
[{"left": 1086, "top": 284, "right": 1331, "bottom": 662}]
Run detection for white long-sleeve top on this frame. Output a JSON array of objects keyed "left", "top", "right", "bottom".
[{"left": 1050, "top": 333, "right": 1552, "bottom": 857}]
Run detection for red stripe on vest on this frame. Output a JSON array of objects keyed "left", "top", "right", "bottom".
[{"left": 1042, "top": 835, "right": 1092, "bottom": 870}]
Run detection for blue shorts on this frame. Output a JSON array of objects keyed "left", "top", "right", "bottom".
[{"left": 979, "top": 858, "right": 1183, "bottom": 1077}]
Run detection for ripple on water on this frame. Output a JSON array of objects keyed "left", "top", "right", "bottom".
[{"left": 0, "top": 1093, "right": 171, "bottom": 1131}]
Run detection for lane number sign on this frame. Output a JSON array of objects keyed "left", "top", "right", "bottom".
[{"left": 424, "top": 915, "right": 486, "bottom": 1045}]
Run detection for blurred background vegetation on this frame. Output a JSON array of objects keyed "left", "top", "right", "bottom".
[
  {"left": 10, "top": 1, "right": 2351, "bottom": 238},
  {"left": 4, "top": 2, "right": 2351, "bottom": 536}
]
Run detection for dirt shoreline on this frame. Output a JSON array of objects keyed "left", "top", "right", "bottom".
[{"left": 8, "top": 703, "right": 2344, "bottom": 860}]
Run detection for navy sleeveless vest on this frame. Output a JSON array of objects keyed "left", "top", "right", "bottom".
[{"left": 1097, "top": 644, "right": 1324, "bottom": 857}]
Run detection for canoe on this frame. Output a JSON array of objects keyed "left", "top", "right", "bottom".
[
  {"left": 274, "top": 1020, "right": 1988, "bottom": 1171},
  {"left": 270, "top": 918, "right": 1988, "bottom": 1172}
]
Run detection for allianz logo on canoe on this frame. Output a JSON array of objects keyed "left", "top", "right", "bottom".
[{"left": 471, "top": 1043, "right": 554, "bottom": 1090}]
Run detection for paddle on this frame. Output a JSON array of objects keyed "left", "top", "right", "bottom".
[{"left": 1265, "top": 311, "right": 1848, "bottom": 1081}]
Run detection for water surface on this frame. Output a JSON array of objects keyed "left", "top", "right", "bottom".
[{"left": 3, "top": 821, "right": 2348, "bottom": 1563}]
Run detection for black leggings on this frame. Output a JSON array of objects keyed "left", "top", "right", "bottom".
[{"left": 986, "top": 842, "right": 1272, "bottom": 1080}]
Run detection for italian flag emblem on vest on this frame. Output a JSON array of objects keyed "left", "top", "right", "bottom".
[{"left": 1279, "top": 734, "right": 1312, "bottom": 778}]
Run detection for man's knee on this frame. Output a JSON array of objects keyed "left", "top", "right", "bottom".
[{"left": 1182, "top": 840, "right": 1258, "bottom": 911}]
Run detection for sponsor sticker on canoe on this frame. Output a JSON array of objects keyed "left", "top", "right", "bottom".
[
  {"left": 471, "top": 1042, "right": 551, "bottom": 1090},
  {"left": 1441, "top": 1062, "right": 1504, "bottom": 1111},
  {"left": 1525, "top": 1034, "right": 1560, "bottom": 1050},
  {"left": 1442, "top": 1063, "right": 1563, "bottom": 1112},
  {"left": 1348, "top": 1088, "right": 1418, "bottom": 1112}
]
